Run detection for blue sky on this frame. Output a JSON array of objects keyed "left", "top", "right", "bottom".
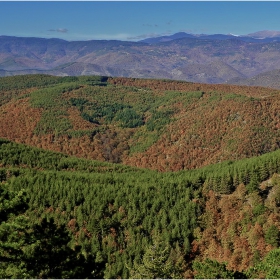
[{"left": 1, "top": 1, "right": 280, "bottom": 41}]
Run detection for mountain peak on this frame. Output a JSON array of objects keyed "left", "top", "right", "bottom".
[{"left": 246, "top": 30, "right": 280, "bottom": 38}]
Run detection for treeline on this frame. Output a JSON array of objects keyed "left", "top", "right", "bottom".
[
  {"left": 0, "top": 74, "right": 108, "bottom": 91},
  {"left": 108, "top": 76, "right": 280, "bottom": 98},
  {"left": 0, "top": 138, "right": 137, "bottom": 173},
  {"left": 0, "top": 139, "right": 280, "bottom": 278}
]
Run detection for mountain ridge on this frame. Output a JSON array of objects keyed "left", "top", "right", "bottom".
[
  {"left": 139, "top": 30, "right": 280, "bottom": 44},
  {"left": 1, "top": 32, "right": 280, "bottom": 88}
]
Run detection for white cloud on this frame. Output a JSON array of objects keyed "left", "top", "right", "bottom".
[{"left": 48, "top": 28, "right": 68, "bottom": 33}]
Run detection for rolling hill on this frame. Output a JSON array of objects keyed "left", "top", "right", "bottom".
[
  {"left": 0, "top": 74, "right": 280, "bottom": 172},
  {"left": 1, "top": 134, "right": 280, "bottom": 278}
]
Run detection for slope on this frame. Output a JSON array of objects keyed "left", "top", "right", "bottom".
[
  {"left": 1, "top": 138, "right": 280, "bottom": 278},
  {"left": 1, "top": 74, "right": 280, "bottom": 172},
  {"left": 2, "top": 35, "right": 280, "bottom": 87},
  {"left": 228, "top": 69, "right": 280, "bottom": 89}
]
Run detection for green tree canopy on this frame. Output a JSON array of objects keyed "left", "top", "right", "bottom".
[{"left": 0, "top": 183, "right": 103, "bottom": 279}]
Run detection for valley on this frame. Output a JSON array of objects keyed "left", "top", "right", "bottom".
[{"left": 0, "top": 74, "right": 280, "bottom": 278}]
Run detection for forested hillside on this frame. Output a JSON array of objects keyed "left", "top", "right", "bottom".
[
  {"left": 0, "top": 74, "right": 280, "bottom": 171},
  {"left": 0, "top": 75, "right": 280, "bottom": 278},
  {"left": 0, "top": 139, "right": 280, "bottom": 278}
]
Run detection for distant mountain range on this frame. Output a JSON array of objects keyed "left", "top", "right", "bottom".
[
  {"left": 1, "top": 30, "right": 280, "bottom": 88},
  {"left": 139, "top": 30, "right": 280, "bottom": 44}
]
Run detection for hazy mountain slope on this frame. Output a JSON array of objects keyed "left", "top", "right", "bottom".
[
  {"left": 228, "top": 69, "right": 280, "bottom": 89},
  {"left": 247, "top": 30, "right": 280, "bottom": 38},
  {"left": 1, "top": 75, "right": 280, "bottom": 172},
  {"left": 139, "top": 32, "right": 198, "bottom": 44},
  {"left": 1, "top": 35, "right": 280, "bottom": 86},
  {"left": 174, "top": 61, "right": 246, "bottom": 84},
  {"left": 160, "top": 37, "right": 280, "bottom": 78}
]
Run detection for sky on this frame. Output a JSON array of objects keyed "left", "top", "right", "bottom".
[{"left": 1, "top": 1, "right": 280, "bottom": 41}]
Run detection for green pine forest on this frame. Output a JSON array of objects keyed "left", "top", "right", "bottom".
[{"left": 0, "top": 74, "right": 280, "bottom": 278}]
